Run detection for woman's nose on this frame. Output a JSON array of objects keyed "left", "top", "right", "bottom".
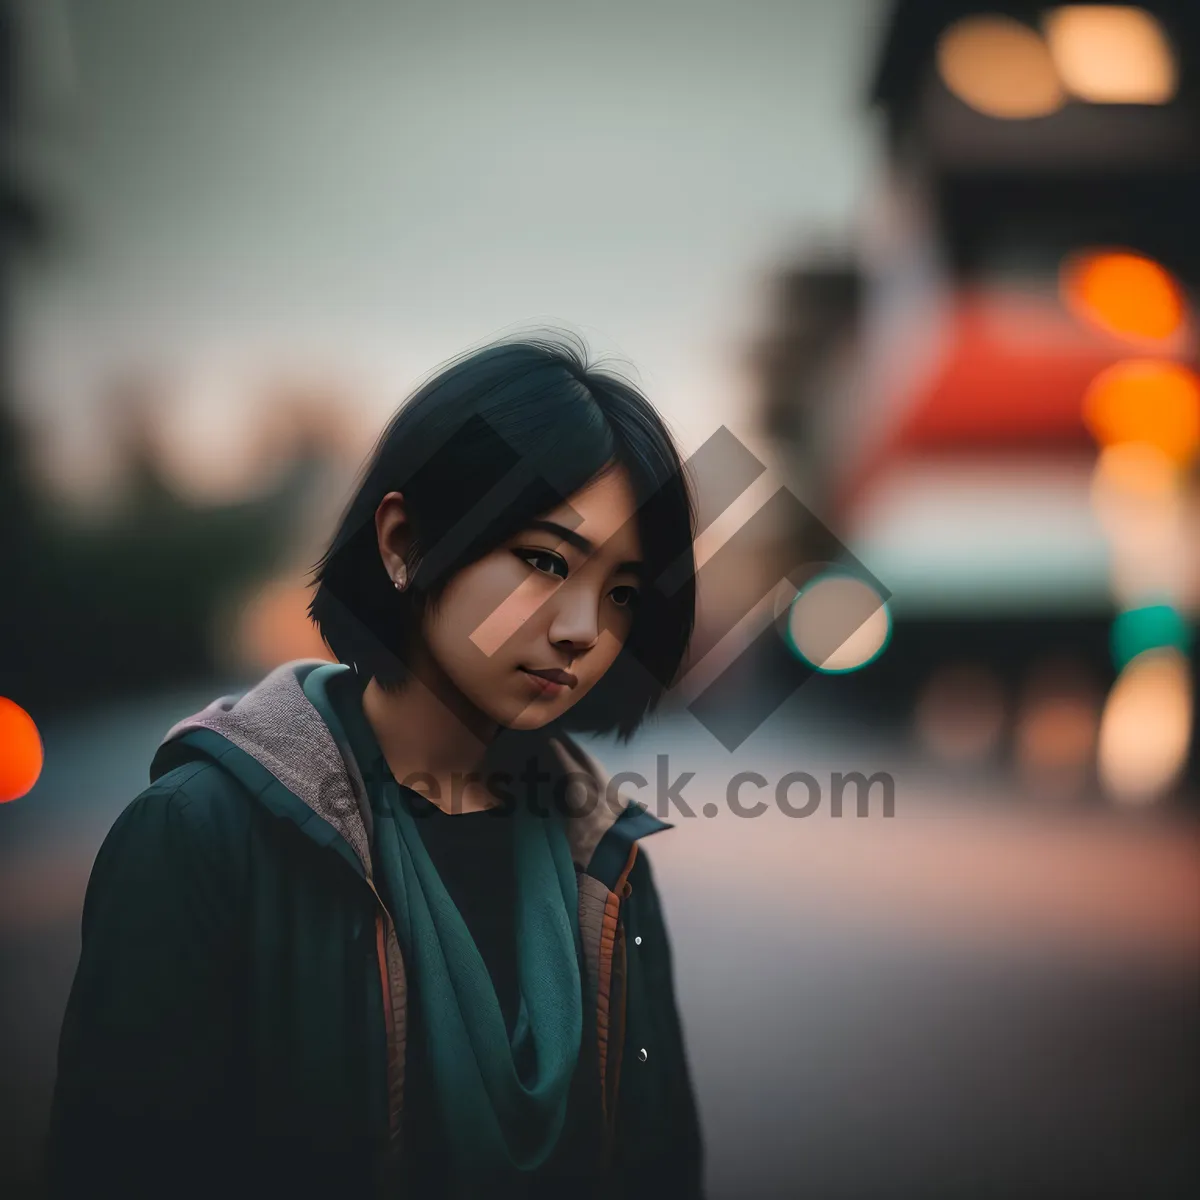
[{"left": 547, "top": 587, "right": 601, "bottom": 651}]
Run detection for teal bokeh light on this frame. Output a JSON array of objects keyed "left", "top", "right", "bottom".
[
  {"left": 1110, "top": 602, "right": 1194, "bottom": 671},
  {"left": 781, "top": 571, "right": 893, "bottom": 674}
]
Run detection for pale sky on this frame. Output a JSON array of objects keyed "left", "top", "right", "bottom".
[{"left": 14, "top": 0, "right": 885, "bottom": 502}]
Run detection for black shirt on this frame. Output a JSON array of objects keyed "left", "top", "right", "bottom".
[{"left": 325, "top": 671, "right": 605, "bottom": 1198}]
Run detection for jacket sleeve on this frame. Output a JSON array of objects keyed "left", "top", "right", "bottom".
[
  {"left": 612, "top": 846, "right": 707, "bottom": 1199},
  {"left": 45, "top": 772, "right": 247, "bottom": 1200}
]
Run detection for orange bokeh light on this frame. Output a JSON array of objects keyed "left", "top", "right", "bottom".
[
  {"left": 936, "top": 15, "right": 1065, "bottom": 119},
  {"left": 1083, "top": 359, "right": 1200, "bottom": 463},
  {"left": 0, "top": 696, "right": 44, "bottom": 802},
  {"left": 1061, "top": 250, "right": 1186, "bottom": 342}
]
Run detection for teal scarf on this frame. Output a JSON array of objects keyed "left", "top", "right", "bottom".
[{"left": 309, "top": 665, "right": 584, "bottom": 1184}]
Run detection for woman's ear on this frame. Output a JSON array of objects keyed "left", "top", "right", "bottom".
[{"left": 374, "top": 491, "right": 412, "bottom": 587}]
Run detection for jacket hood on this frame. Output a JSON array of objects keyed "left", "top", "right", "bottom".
[{"left": 149, "top": 657, "right": 662, "bottom": 881}]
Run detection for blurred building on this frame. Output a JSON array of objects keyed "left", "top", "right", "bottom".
[{"left": 761, "top": 1, "right": 1200, "bottom": 806}]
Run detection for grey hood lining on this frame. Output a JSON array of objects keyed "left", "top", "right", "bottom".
[{"left": 160, "top": 657, "right": 629, "bottom": 878}]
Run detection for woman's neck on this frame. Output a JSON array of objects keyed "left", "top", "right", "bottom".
[{"left": 360, "top": 662, "right": 502, "bottom": 815}]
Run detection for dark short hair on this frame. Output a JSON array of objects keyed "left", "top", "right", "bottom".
[{"left": 306, "top": 333, "right": 697, "bottom": 743}]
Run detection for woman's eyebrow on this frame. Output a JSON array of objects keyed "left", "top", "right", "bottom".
[{"left": 524, "top": 519, "right": 643, "bottom": 575}]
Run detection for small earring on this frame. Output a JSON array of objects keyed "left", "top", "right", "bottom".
[{"left": 393, "top": 565, "right": 408, "bottom": 592}]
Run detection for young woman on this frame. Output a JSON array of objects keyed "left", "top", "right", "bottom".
[{"left": 47, "top": 337, "right": 705, "bottom": 1200}]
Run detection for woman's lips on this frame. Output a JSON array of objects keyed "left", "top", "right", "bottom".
[{"left": 519, "top": 667, "right": 572, "bottom": 695}]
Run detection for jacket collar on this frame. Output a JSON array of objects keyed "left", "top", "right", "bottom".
[{"left": 152, "top": 658, "right": 667, "bottom": 880}]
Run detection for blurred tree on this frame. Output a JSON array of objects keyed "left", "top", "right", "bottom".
[{"left": 0, "top": 0, "right": 320, "bottom": 717}]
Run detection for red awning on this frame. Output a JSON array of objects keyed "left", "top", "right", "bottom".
[{"left": 836, "top": 286, "right": 1193, "bottom": 517}]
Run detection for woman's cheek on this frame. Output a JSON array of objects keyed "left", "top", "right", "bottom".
[
  {"left": 588, "top": 628, "right": 627, "bottom": 675},
  {"left": 465, "top": 575, "right": 551, "bottom": 659}
]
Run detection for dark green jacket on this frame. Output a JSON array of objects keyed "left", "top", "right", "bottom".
[{"left": 46, "top": 660, "right": 705, "bottom": 1199}]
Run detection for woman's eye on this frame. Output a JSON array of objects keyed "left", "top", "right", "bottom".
[
  {"left": 610, "top": 586, "right": 640, "bottom": 609},
  {"left": 516, "top": 549, "right": 568, "bottom": 580}
]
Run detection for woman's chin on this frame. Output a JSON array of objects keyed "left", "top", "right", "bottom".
[
  {"left": 495, "top": 691, "right": 566, "bottom": 731},
  {"left": 496, "top": 706, "right": 557, "bottom": 732},
  {"left": 470, "top": 670, "right": 568, "bottom": 731}
]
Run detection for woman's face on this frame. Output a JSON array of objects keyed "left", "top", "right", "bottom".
[{"left": 386, "top": 465, "right": 645, "bottom": 731}]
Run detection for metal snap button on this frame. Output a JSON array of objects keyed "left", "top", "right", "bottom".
[
  {"left": 637, "top": 1047, "right": 648, "bottom": 1062},
  {"left": 633, "top": 935, "right": 642, "bottom": 945}
]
